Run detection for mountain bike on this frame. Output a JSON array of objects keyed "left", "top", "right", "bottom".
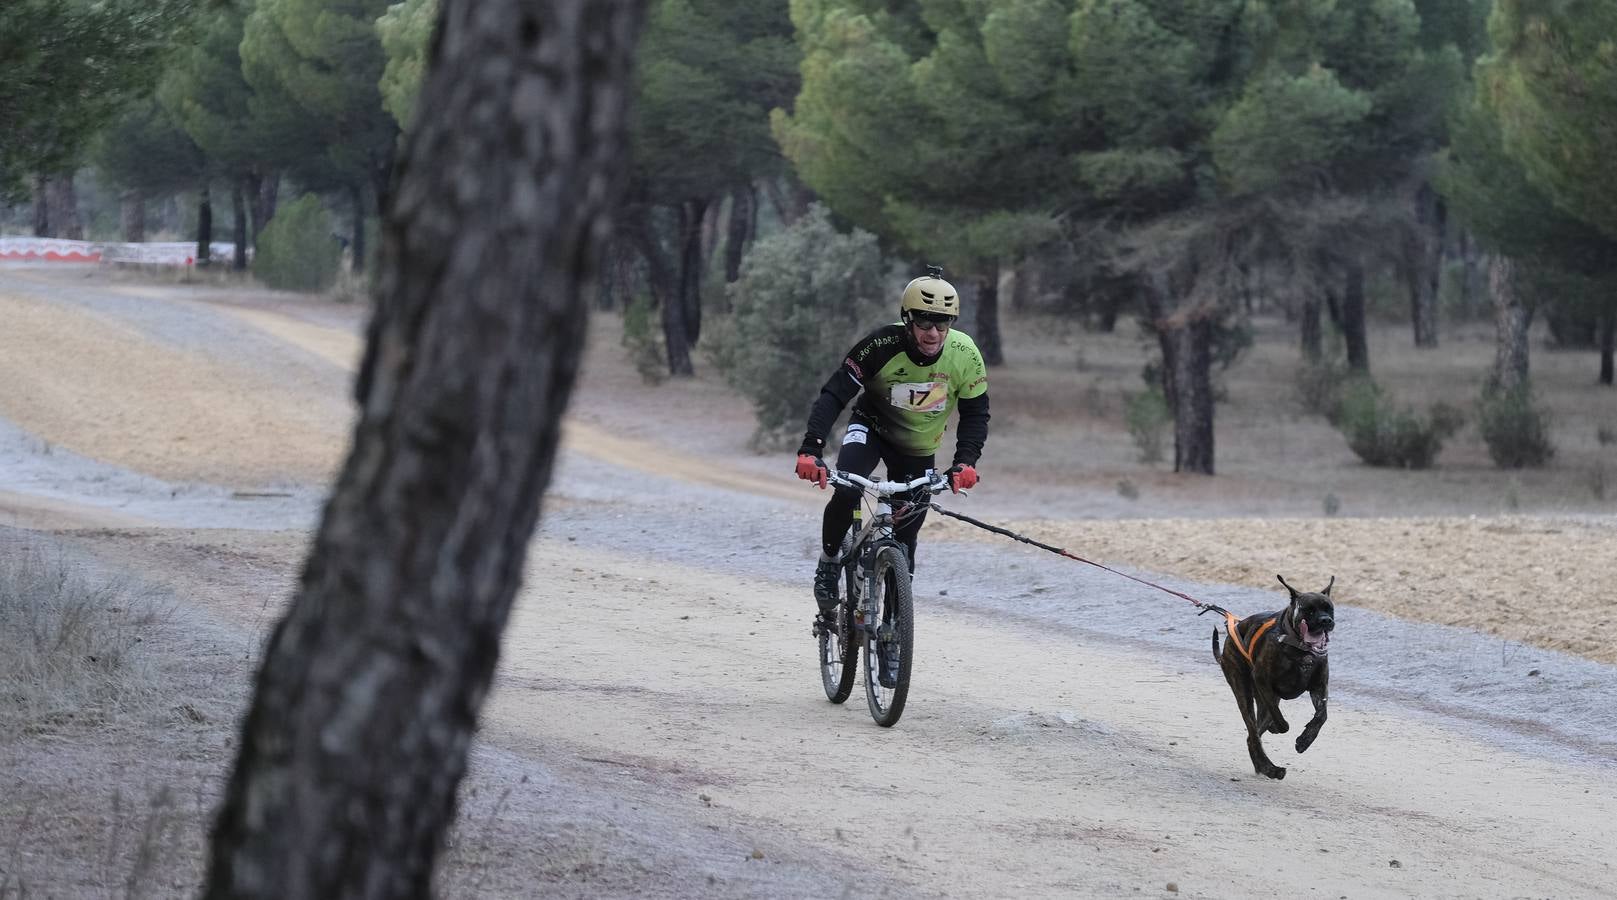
[{"left": 813, "top": 469, "right": 951, "bottom": 727}]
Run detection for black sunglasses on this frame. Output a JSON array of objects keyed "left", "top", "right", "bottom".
[{"left": 909, "top": 314, "right": 953, "bottom": 332}]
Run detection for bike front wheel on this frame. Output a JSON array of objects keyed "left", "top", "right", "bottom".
[{"left": 863, "top": 543, "right": 914, "bottom": 727}]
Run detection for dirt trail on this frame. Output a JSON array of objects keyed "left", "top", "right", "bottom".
[
  {"left": 490, "top": 539, "right": 1617, "bottom": 898},
  {"left": 4, "top": 265, "right": 1615, "bottom": 897}
]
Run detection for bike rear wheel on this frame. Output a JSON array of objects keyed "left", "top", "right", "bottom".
[
  {"left": 863, "top": 543, "right": 914, "bottom": 727},
  {"left": 819, "top": 562, "right": 860, "bottom": 703}
]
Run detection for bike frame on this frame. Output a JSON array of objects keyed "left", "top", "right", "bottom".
[{"left": 828, "top": 471, "right": 945, "bottom": 636}]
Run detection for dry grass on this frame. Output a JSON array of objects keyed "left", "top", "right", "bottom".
[{"left": 0, "top": 538, "right": 168, "bottom": 729}]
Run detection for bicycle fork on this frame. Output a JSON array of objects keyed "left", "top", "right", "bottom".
[{"left": 845, "top": 503, "right": 895, "bottom": 641}]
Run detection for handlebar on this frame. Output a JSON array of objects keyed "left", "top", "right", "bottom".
[{"left": 827, "top": 469, "right": 954, "bottom": 497}]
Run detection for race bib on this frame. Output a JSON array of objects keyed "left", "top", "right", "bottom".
[{"left": 890, "top": 382, "right": 948, "bottom": 413}]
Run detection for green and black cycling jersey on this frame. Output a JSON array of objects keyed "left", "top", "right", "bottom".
[{"left": 798, "top": 323, "right": 990, "bottom": 465}]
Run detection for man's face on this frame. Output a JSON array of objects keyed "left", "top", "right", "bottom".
[{"left": 907, "top": 313, "right": 952, "bottom": 355}]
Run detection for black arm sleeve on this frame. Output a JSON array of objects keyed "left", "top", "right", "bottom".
[
  {"left": 797, "top": 368, "right": 860, "bottom": 457},
  {"left": 951, "top": 393, "right": 990, "bottom": 467}
]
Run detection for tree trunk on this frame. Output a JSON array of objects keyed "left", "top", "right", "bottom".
[
  {"left": 31, "top": 173, "right": 50, "bottom": 237},
  {"left": 34, "top": 174, "right": 84, "bottom": 240},
  {"left": 121, "top": 189, "right": 146, "bottom": 243},
  {"left": 1166, "top": 315, "right": 1216, "bottom": 474},
  {"left": 202, "top": 3, "right": 646, "bottom": 897},
  {"left": 231, "top": 180, "right": 249, "bottom": 271},
  {"left": 973, "top": 261, "right": 1004, "bottom": 366},
  {"left": 1408, "top": 185, "right": 1441, "bottom": 348},
  {"left": 1300, "top": 295, "right": 1323, "bottom": 361},
  {"left": 762, "top": 175, "right": 809, "bottom": 226},
  {"left": 634, "top": 218, "right": 693, "bottom": 376},
  {"left": 700, "top": 194, "right": 722, "bottom": 270},
  {"left": 677, "top": 197, "right": 705, "bottom": 346},
  {"left": 597, "top": 238, "right": 630, "bottom": 311},
  {"left": 1601, "top": 311, "right": 1615, "bottom": 387},
  {"left": 1144, "top": 274, "right": 1215, "bottom": 475},
  {"left": 350, "top": 184, "right": 367, "bottom": 275},
  {"left": 47, "top": 173, "right": 84, "bottom": 240},
  {"left": 196, "top": 185, "right": 214, "bottom": 267},
  {"left": 723, "top": 184, "right": 753, "bottom": 285},
  {"left": 1342, "top": 262, "right": 1369, "bottom": 373},
  {"left": 1489, "top": 256, "right": 1530, "bottom": 394},
  {"left": 250, "top": 172, "right": 279, "bottom": 247},
  {"left": 1456, "top": 229, "right": 1475, "bottom": 315}
]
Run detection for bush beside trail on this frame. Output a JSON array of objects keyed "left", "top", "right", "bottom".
[
  {"left": 1477, "top": 384, "right": 1555, "bottom": 469},
  {"left": 1331, "top": 377, "right": 1463, "bottom": 469},
  {"left": 707, "top": 204, "right": 890, "bottom": 450},
  {"left": 252, "top": 194, "right": 342, "bottom": 293}
]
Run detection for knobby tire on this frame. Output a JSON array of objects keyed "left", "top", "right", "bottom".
[
  {"left": 864, "top": 543, "right": 914, "bottom": 727},
  {"left": 820, "top": 560, "right": 860, "bottom": 703}
]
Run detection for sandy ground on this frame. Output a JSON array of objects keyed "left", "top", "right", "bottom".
[{"left": 3, "top": 263, "right": 1616, "bottom": 898}]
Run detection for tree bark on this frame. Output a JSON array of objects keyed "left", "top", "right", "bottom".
[
  {"left": 1342, "top": 261, "right": 1369, "bottom": 373},
  {"left": 762, "top": 175, "right": 809, "bottom": 226},
  {"left": 48, "top": 173, "right": 84, "bottom": 240},
  {"left": 1408, "top": 185, "right": 1441, "bottom": 348},
  {"left": 202, "top": 3, "right": 646, "bottom": 897},
  {"left": 196, "top": 184, "right": 214, "bottom": 267},
  {"left": 1300, "top": 295, "right": 1323, "bottom": 361},
  {"left": 250, "top": 172, "right": 279, "bottom": 248},
  {"left": 1600, "top": 311, "right": 1615, "bottom": 387},
  {"left": 1489, "top": 256, "right": 1530, "bottom": 394},
  {"left": 1167, "top": 315, "right": 1216, "bottom": 475},
  {"left": 1144, "top": 274, "right": 1215, "bottom": 475},
  {"left": 32, "top": 173, "right": 50, "bottom": 237},
  {"left": 34, "top": 174, "right": 83, "bottom": 240},
  {"left": 973, "top": 261, "right": 1004, "bottom": 366},
  {"left": 231, "top": 181, "right": 249, "bottom": 271},
  {"left": 677, "top": 197, "right": 706, "bottom": 346},
  {"left": 120, "top": 189, "right": 146, "bottom": 243},
  {"left": 723, "top": 184, "right": 753, "bottom": 286},
  {"left": 633, "top": 217, "right": 693, "bottom": 376},
  {"left": 350, "top": 184, "right": 367, "bottom": 275}
]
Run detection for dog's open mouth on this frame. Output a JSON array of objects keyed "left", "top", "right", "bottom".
[{"left": 1299, "top": 618, "right": 1331, "bottom": 652}]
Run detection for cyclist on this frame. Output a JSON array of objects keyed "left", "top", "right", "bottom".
[{"left": 794, "top": 266, "right": 990, "bottom": 630}]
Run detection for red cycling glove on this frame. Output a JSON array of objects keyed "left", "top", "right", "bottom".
[
  {"left": 948, "top": 464, "right": 978, "bottom": 493},
  {"left": 795, "top": 454, "right": 828, "bottom": 489}
]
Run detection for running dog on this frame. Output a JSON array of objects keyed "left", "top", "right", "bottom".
[{"left": 1212, "top": 575, "right": 1335, "bottom": 780}]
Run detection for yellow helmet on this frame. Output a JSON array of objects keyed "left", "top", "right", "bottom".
[{"left": 899, "top": 268, "right": 959, "bottom": 319}]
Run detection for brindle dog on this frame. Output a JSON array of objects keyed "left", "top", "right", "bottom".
[{"left": 1212, "top": 575, "right": 1335, "bottom": 780}]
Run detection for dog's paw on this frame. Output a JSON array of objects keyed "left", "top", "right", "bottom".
[
  {"left": 1295, "top": 731, "right": 1318, "bottom": 754},
  {"left": 1262, "top": 764, "right": 1287, "bottom": 780},
  {"left": 1268, "top": 717, "right": 1290, "bottom": 735}
]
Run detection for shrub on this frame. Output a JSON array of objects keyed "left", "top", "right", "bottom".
[
  {"left": 1124, "top": 386, "right": 1171, "bottom": 464},
  {"left": 621, "top": 290, "right": 667, "bottom": 385},
  {"left": 1294, "top": 350, "right": 1350, "bottom": 418},
  {"left": 1, "top": 543, "right": 165, "bottom": 727},
  {"left": 1332, "top": 377, "right": 1462, "bottom": 469},
  {"left": 1477, "top": 385, "right": 1555, "bottom": 468},
  {"left": 253, "top": 194, "right": 341, "bottom": 292},
  {"left": 708, "top": 204, "right": 888, "bottom": 449}
]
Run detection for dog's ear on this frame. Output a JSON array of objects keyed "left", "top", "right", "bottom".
[
  {"left": 1276, "top": 574, "right": 1300, "bottom": 601},
  {"left": 1320, "top": 575, "right": 1335, "bottom": 597}
]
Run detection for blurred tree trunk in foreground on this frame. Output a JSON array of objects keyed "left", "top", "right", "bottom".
[{"left": 203, "top": 1, "right": 646, "bottom": 896}]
